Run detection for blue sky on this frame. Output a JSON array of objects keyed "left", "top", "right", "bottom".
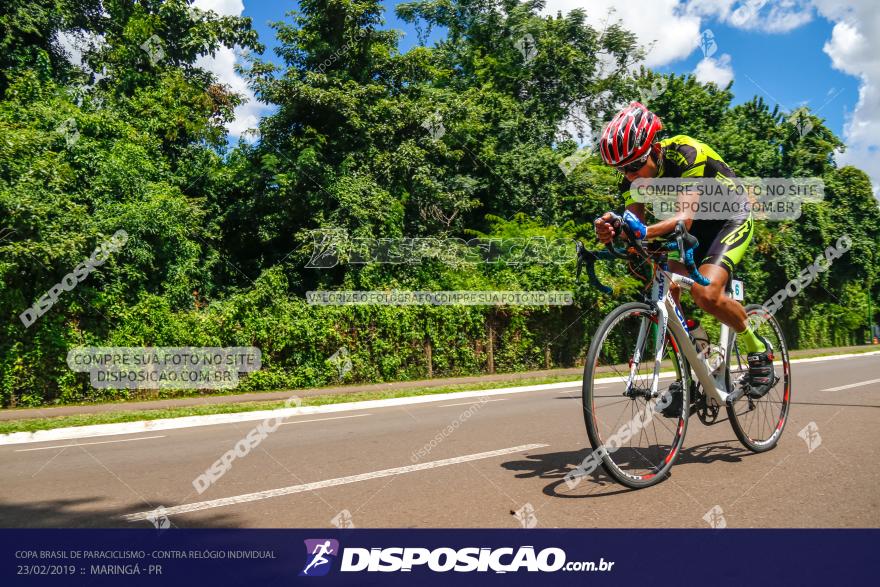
[
  {"left": 239, "top": 1, "right": 856, "bottom": 136},
  {"left": 210, "top": 1, "right": 876, "bottom": 194},
  {"left": 656, "top": 17, "right": 858, "bottom": 138}
]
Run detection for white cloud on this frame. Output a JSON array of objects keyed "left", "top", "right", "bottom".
[
  {"left": 544, "top": 1, "right": 878, "bottom": 195},
  {"left": 686, "top": 0, "right": 814, "bottom": 33},
  {"left": 539, "top": 2, "right": 734, "bottom": 90},
  {"left": 57, "top": 31, "right": 86, "bottom": 66},
  {"left": 694, "top": 53, "right": 734, "bottom": 86},
  {"left": 542, "top": 1, "right": 704, "bottom": 153},
  {"left": 56, "top": 30, "right": 106, "bottom": 72},
  {"left": 685, "top": 0, "right": 736, "bottom": 19},
  {"left": 195, "top": 45, "right": 262, "bottom": 137},
  {"left": 687, "top": 1, "right": 877, "bottom": 195},
  {"left": 542, "top": 1, "right": 703, "bottom": 67},
  {"left": 754, "top": 1, "right": 814, "bottom": 32},
  {"left": 193, "top": 0, "right": 266, "bottom": 139},
  {"left": 810, "top": 0, "right": 880, "bottom": 196},
  {"left": 200, "top": 0, "right": 244, "bottom": 13}
]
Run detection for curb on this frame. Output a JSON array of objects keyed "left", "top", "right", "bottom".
[{"left": 1, "top": 351, "right": 876, "bottom": 446}]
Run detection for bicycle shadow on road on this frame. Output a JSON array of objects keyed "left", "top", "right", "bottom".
[{"left": 500, "top": 440, "right": 753, "bottom": 498}]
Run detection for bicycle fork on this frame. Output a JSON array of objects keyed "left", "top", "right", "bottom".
[{"left": 628, "top": 307, "right": 668, "bottom": 399}]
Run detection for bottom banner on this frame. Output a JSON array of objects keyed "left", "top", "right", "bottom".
[{"left": 2, "top": 529, "right": 873, "bottom": 585}]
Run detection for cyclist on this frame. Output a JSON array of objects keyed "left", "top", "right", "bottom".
[{"left": 593, "top": 101, "right": 774, "bottom": 399}]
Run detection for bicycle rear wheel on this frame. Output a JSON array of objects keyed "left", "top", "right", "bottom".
[
  {"left": 726, "top": 305, "right": 792, "bottom": 452},
  {"left": 581, "top": 302, "right": 690, "bottom": 489}
]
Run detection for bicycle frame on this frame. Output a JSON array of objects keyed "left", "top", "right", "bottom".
[
  {"left": 578, "top": 218, "right": 792, "bottom": 488},
  {"left": 631, "top": 266, "right": 732, "bottom": 405}
]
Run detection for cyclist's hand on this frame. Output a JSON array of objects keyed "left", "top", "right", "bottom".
[
  {"left": 594, "top": 212, "right": 618, "bottom": 244},
  {"left": 622, "top": 210, "right": 647, "bottom": 240}
]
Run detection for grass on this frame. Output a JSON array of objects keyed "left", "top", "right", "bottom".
[
  {"left": 1, "top": 346, "right": 875, "bottom": 435},
  {"left": 0, "top": 374, "right": 583, "bottom": 435}
]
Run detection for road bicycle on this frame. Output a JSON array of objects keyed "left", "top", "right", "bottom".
[{"left": 573, "top": 217, "right": 791, "bottom": 489}]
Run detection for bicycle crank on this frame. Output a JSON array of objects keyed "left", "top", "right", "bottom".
[{"left": 692, "top": 381, "right": 721, "bottom": 424}]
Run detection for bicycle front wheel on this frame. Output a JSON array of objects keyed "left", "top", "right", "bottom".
[
  {"left": 726, "top": 305, "right": 792, "bottom": 452},
  {"left": 582, "top": 302, "right": 690, "bottom": 489}
]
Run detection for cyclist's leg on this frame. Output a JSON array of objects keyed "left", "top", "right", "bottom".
[
  {"left": 666, "top": 215, "right": 753, "bottom": 329},
  {"left": 691, "top": 264, "right": 746, "bottom": 327},
  {"left": 666, "top": 219, "right": 716, "bottom": 313},
  {"left": 670, "top": 215, "right": 772, "bottom": 394},
  {"left": 697, "top": 215, "right": 779, "bottom": 397},
  {"left": 667, "top": 259, "right": 743, "bottom": 328},
  {"left": 689, "top": 215, "right": 753, "bottom": 334},
  {"left": 690, "top": 214, "right": 774, "bottom": 385}
]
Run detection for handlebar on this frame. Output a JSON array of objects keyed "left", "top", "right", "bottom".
[
  {"left": 667, "top": 220, "right": 711, "bottom": 287},
  {"left": 574, "top": 241, "right": 614, "bottom": 294},
  {"left": 576, "top": 217, "right": 711, "bottom": 293}
]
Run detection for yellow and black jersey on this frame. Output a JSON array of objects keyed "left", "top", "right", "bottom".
[
  {"left": 619, "top": 135, "right": 753, "bottom": 274},
  {"left": 619, "top": 134, "right": 749, "bottom": 222}
]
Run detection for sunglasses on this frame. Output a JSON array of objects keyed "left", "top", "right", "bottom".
[{"left": 616, "top": 153, "right": 650, "bottom": 174}]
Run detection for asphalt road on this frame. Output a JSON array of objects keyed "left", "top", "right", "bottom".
[{"left": 1, "top": 353, "right": 878, "bottom": 529}]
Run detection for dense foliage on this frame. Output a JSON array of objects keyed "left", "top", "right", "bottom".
[{"left": 1, "top": 0, "right": 878, "bottom": 406}]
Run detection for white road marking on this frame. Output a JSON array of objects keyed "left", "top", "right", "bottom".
[
  {"left": 278, "top": 414, "right": 371, "bottom": 426},
  {"left": 822, "top": 378, "right": 880, "bottom": 392},
  {"left": 14, "top": 435, "right": 166, "bottom": 452},
  {"left": 122, "top": 443, "right": 549, "bottom": 521},
  {"left": 3, "top": 351, "right": 877, "bottom": 446},
  {"left": 792, "top": 351, "right": 879, "bottom": 364},
  {"left": 438, "top": 399, "right": 507, "bottom": 407},
  {"left": 0, "top": 383, "right": 578, "bottom": 446}
]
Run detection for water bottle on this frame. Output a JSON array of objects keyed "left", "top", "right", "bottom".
[{"left": 686, "top": 318, "right": 710, "bottom": 356}]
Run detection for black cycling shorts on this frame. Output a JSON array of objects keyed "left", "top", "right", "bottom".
[{"left": 689, "top": 214, "right": 754, "bottom": 274}]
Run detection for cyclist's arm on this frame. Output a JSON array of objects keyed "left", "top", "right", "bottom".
[
  {"left": 645, "top": 213, "right": 694, "bottom": 240},
  {"left": 625, "top": 198, "right": 694, "bottom": 240},
  {"left": 626, "top": 202, "right": 645, "bottom": 220},
  {"left": 622, "top": 178, "right": 695, "bottom": 240},
  {"left": 643, "top": 176, "right": 699, "bottom": 239}
]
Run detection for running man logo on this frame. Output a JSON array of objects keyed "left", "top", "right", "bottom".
[
  {"left": 300, "top": 539, "right": 340, "bottom": 577},
  {"left": 798, "top": 421, "right": 822, "bottom": 453},
  {"left": 702, "top": 505, "right": 727, "bottom": 529}
]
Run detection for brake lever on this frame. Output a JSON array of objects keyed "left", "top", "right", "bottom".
[
  {"left": 574, "top": 239, "right": 612, "bottom": 294},
  {"left": 574, "top": 240, "right": 585, "bottom": 280},
  {"left": 594, "top": 213, "right": 629, "bottom": 259},
  {"left": 604, "top": 242, "right": 630, "bottom": 259},
  {"left": 672, "top": 220, "right": 710, "bottom": 286}
]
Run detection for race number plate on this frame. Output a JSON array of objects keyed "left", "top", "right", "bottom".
[{"left": 731, "top": 279, "right": 744, "bottom": 301}]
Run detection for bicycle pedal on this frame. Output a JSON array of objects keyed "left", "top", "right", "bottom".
[
  {"left": 746, "top": 373, "right": 779, "bottom": 400},
  {"left": 726, "top": 385, "right": 745, "bottom": 406}
]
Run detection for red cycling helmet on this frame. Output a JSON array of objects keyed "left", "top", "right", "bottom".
[{"left": 599, "top": 101, "right": 663, "bottom": 167}]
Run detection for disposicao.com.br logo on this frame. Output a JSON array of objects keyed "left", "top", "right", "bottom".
[
  {"left": 300, "top": 540, "right": 614, "bottom": 575},
  {"left": 300, "top": 539, "right": 339, "bottom": 577}
]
